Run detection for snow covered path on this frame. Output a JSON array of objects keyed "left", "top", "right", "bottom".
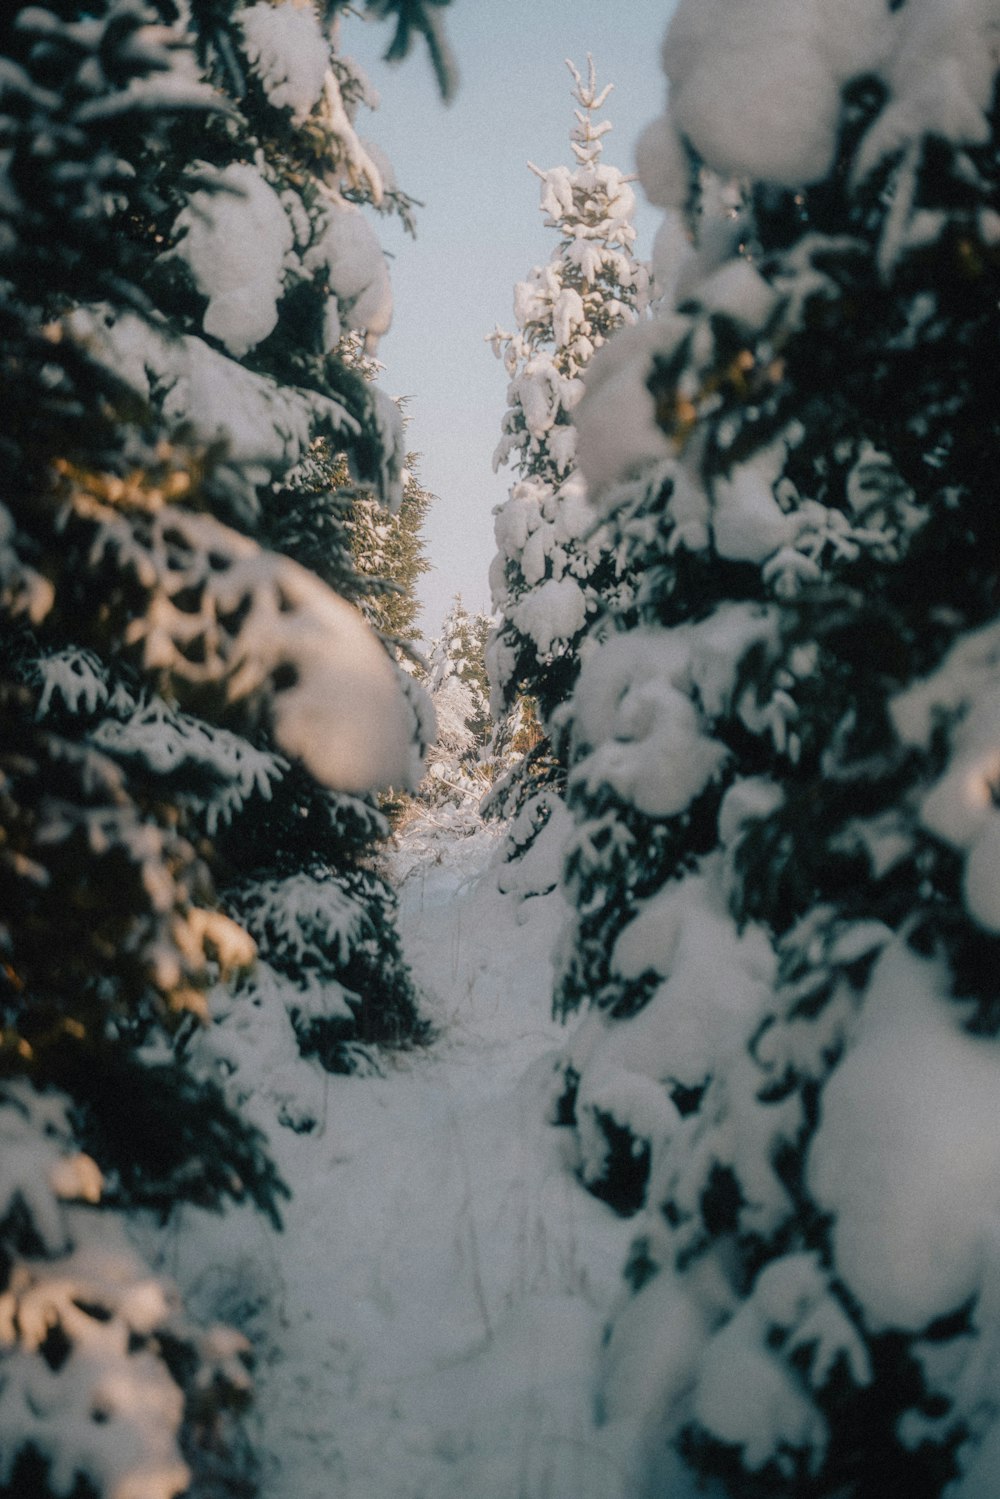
[{"left": 166, "top": 817, "right": 639, "bottom": 1498}]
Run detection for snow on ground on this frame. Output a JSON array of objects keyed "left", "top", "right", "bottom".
[{"left": 155, "top": 811, "right": 640, "bottom": 1498}]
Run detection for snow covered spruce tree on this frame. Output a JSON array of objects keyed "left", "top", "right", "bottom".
[
  {"left": 51, "top": 0, "right": 454, "bottom": 1082},
  {"left": 550, "top": 3, "right": 1000, "bottom": 1496},
  {"left": 422, "top": 596, "right": 494, "bottom": 803},
  {"left": 0, "top": 1, "right": 452, "bottom": 1492},
  {"left": 487, "top": 56, "right": 649, "bottom": 754}
]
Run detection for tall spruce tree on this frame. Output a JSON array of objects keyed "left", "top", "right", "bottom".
[
  {"left": 552, "top": 3, "right": 1000, "bottom": 1496},
  {"left": 487, "top": 56, "right": 648, "bottom": 743},
  {"left": 139, "top": 1, "right": 439, "bottom": 1077},
  {"left": 0, "top": 1, "right": 453, "bottom": 1492},
  {"left": 57, "top": 0, "right": 439, "bottom": 1076}
]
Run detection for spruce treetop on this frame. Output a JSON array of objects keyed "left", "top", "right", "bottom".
[{"left": 489, "top": 55, "right": 648, "bottom": 484}]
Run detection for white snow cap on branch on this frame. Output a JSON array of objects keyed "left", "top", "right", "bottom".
[
  {"left": 569, "top": 627, "right": 727, "bottom": 818},
  {"left": 639, "top": 0, "right": 1000, "bottom": 204},
  {"left": 892, "top": 620, "right": 1000, "bottom": 932},
  {"left": 171, "top": 162, "right": 294, "bottom": 357},
  {"left": 168, "top": 161, "right": 393, "bottom": 360},
  {"left": 80, "top": 501, "right": 423, "bottom": 794},
  {"left": 808, "top": 938, "right": 1000, "bottom": 1331},
  {"left": 575, "top": 319, "right": 678, "bottom": 500},
  {"left": 305, "top": 199, "right": 393, "bottom": 349},
  {"left": 239, "top": 1, "right": 330, "bottom": 123}
]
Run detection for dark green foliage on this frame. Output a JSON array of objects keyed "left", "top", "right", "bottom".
[
  {"left": 350, "top": 452, "right": 434, "bottom": 648},
  {"left": 557, "top": 780, "right": 729, "bottom": 1018},
  {"left": 0, "top": 0, "right": 270, "bottom": 1203},
  {"left": 581, "top": 1110, "right": 651, "bottom": 1218},
  {"left": 364, "top": 0, "right": 458, "bottom": 101},
  {"left": 65, "top": 1048, "right": 289, "bottom": 1226},
  {"left": 0, "top": 1448, "right": 98, "bottom": 1499}
]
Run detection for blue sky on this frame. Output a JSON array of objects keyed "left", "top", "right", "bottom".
[{"left": 345, "top": 1, "right": 678, "bottom": 640}]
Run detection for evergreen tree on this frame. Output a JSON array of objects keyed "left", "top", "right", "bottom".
[
  {"left": 429, "top": 597, "right": 492, "bottom": 732},
  {"left": 283, "top": 334, "right": 433, "bottom": 653},
  {"left": 487, "top": 56, "right": 648, "bottom": 738},
  {"left": 65, "top": 0, "right": 440, "bottom": 1073},
  {"left": 0, "top": 1, "right": 453, "bottom": 1492},
  {"left": 350, "top": 450, "right": 434, "bottom": 651},
  {"left": 422, "top": 596, "right": 494, "bottom": 802},
  {"left": 553, "top": 4, "right": 1000, "bottom": 1496}
]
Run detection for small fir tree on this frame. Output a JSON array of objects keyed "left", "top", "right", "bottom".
[
  {"left": 552, "top": 4, "right": 1000, "bottom": 1496},
  {"left": 281, "top": 336, "right": 433, "bottom": 654},
  {"left": 421, "top": 596, "right": 494, "bottom": 803},
  {"left": 350, "top": 451, "right": 434, "bottom": 651}
]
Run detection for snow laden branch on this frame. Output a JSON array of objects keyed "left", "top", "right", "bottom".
[
  {"left": 566, "top": 53, "right": 612, "bottom": 110},
  {"left": 418, "top": 597, "right": 497, "bottom": 807},
  {"left": 0, "top": 679, "right": 255, "bottom": 1029},
  {"left": 0, "top": 1081, "right": 256, "bottom": 1499},
  {"left": 55, "top": 473, "right": 421, "bottom": 794}
]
